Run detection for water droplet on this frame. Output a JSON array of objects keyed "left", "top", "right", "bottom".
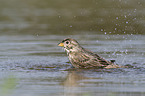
[
  {"left": 124, "top": 15, "right": 127, "bottom": 18},
  {"left": 96, "top": 40, "right": 99, "bottom": 42},
  {"left": 126, "top": 21, "right": 128, "bottom": 24},
  {"left": 134, "top": 9, "right": 137, "bottom": 12},
  {"left": 133, "top": 18, "right": 136, "bottom": 20},
  {"left": 125, "top": 49, "right": 128, "bottom": 54},
  {"left": 104, "top": 32, "right": 107, "bottom": 34},
  {"left": 58, "top": 16, "right": 61, "bottom": 18}
]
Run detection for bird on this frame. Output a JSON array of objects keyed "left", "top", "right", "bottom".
[{"left": 58, "top": 38, "right": 120, "bottom": 69}]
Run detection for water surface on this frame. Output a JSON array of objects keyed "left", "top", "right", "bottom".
[
  {"left": 0, "top": 0, "right": 145, "bottom": 96},
  {"left": 0, "top": 34, "right": 145, "bottom": 96}
]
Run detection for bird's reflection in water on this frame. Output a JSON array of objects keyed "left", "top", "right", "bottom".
[
  {"left": 62, "top": 71, "right": 87, "bottom": 87},
  {"left": 61, "top": 70, "right": 102, "bottom": 96}
]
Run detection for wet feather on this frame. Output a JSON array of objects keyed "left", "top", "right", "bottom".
[{"left": 58, "top": 38, "right": 120, "bottom": 69}]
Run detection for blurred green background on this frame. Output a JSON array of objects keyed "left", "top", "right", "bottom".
[{"left": 0, "top": 0, "right": 145, "bottom": 35}]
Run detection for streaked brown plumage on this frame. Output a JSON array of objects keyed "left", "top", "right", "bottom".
[{"left": 58, "top": 38, "right": 120, "bottom": 69}]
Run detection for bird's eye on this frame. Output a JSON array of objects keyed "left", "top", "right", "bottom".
[{"left": 66, "top": 41, "right": 69, "bottom": 44}]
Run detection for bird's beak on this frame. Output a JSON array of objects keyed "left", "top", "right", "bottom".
[{"left": 58, "top": 43, "right": 64, "bottom": 47}]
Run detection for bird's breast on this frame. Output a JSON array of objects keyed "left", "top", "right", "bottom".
[{"left": 68, "top": 53, "right": 74, "bottom": 59}]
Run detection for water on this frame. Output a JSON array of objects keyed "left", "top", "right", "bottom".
[
  {"left": 0, "top": 34, "right": 145, "bottom": 96},
  {"left": 0, "top": 0, "right": 145, "bottom": 35},
  {"left": 0, "top": 0, "right": 145, "bottom": 96}
]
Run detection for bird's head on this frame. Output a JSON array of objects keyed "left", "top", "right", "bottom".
[{"left": 58, "top": 38, "right": 81, "bottom": 53}]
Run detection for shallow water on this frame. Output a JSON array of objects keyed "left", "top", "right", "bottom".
[
  {"left": 0, "top": 34, "right": 145, "bottom": 96},
  {"left": 0, "top": 0, "right": 145, "bottom": 96}
]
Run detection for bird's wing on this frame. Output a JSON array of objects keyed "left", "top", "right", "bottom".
[
  {"left": 84, "top": 49, "right": 112, "bottom": 66},
  {"left": 69, "top": 52, "right": 91, "bottom": 68},
  {"left": 72, "top": 52, "right": 110, "bottom": 68},
  {"left": 72, "top": 52, "right": 90, "bottom": 63},
  {"left": 94, "top": 54, "right": 111, "bottom": 66},
  {"left": 85, "top": 57, "right": 110, "bottom": 68}
]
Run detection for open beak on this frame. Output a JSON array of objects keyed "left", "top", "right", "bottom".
[{"left": 58, "top": 43, "right": 64, "bottom": 47}]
